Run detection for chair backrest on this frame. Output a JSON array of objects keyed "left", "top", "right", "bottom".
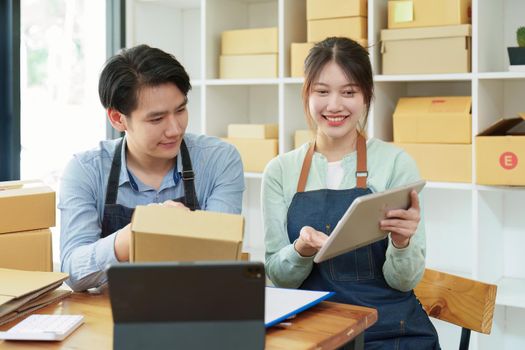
[{"left": 414, "top": 268, "right": 497, "bottom": 334}]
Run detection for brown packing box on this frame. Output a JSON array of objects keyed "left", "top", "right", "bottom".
[
  {"left": 222, "top": 138, "right": 278, "bottom": 173},
  {"left": 130, "top": 206, "right": 244, "bottom": 262},
  {"left": 221, "top": 27, "right": 278, "bottom": 55},
  {"left": 227, "top": 124, "right": 278, "bottom": 139},
  {"left": 395, "top": 143, "right": 471, "bottom": 183},
  {"left": 381, "top": 24, "right": 471, "bottom": 74},
  {"left": 307, "top": 17, "right": 367, "bottom": 43},
  {"left": 307, "top": 0, "right": 367, "bottom": 20},
  {"left": 393, "top": 96, "right": 472, "bottom": 144},
  {"left": 0, "top": 268, "right": 70, "bottom": 326},
  {"left": 0, "top": 180, "right": 55, "bottom": 234},
  {"left": 0, "top": 229, "right": 52, "bottom": 272},
  {"left": 295, "top": 129, "right": 315, "bottom": 149},
  {"left": 290, "top": 40, "right": 368, "bottom": 78},
  {"left": 220, "top": 54, "right": 277, "bottom": 79},
  {"left": 388, "top": 0, "right": 470, "bottom": 29},
  {"left": 476, "top": 113, "right": 525, "bottom": 186}
]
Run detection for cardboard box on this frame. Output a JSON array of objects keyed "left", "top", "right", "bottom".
[
  {"left": 381, "top": 24, "right": 471, "bottom": 74},
  {"left": 393, "top": 96, "right": 472, "bottom": 144},
  {"left": 221, "top": 27, "right": 278, "bottom": 55},
  {"left": 476, "top": 114, "right": 525, "bottom": 186},
  {"left": 307, "top": 17, "right": 367, "bottom": 43},
  {"left": 130, "top": 206, "right": 244, "bottom": 263},
  {"left": 220, "top": 54, "right": 277, "bottom": 79},
  {"left": 0, "top": 229, "right": 52, "bottom": 272},
  {"left": 227, "top": 124, "right": 278, "bottom": 139},
  {"left": 388, "top": 0, "right": 471, "bottom": 29},
  {"left": 295, "top": 129, "right": 315, "bottom": 148},
  {"left": 0, "top": 268, "right": 69, "bottom": 325},
  {"left": 290, "top": 40, "right": 368, "bottom": 77},
  {"left": 222, "top": 138, "right": 278, "bottom": 173},
  {"left": 395, "top": 143, "right": 471, "bottom": 183},
  {"left": 0, "top": 180, "right": 55, "bottom": 234},
  {"left": 307, "top": 0, "right": 367, "bottom": 20}
]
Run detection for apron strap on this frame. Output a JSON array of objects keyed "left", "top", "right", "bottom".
[
  {"left": 296, "top": 133, "right": 368, "bottom": 192},
  {"left": 104, "top": 138, "right": 124, "bottom": 205},
  {"left": 355, "top": 133, "right": 368, "bottom": 189},
  {"left": 297, "top": 141, "right": 316, "bottom": 193},
  {"left": 179, "top": 139, "right": 199, "bottom": 210},
  {"left": 104, "top": 138, "right": 200, "bottom": 210}
]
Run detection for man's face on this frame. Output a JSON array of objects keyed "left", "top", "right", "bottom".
[{"left": 122, "top": 83, "right": 188, "bottom": 161}]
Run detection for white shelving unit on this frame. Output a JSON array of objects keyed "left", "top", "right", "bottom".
[{"left": 125, "top": 0, "right": 525, "bottom": 348}]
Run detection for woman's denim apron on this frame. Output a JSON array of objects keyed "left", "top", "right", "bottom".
[
  {"left": 286, "top": 134, "right": 440, "bottom": 349},
  {"left": 100, "top": 138, "right": 200, "bottom": 238}
]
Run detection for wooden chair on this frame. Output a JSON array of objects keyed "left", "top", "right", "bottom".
[{"left": 414, "top": 269, "right": 497, "bottom": 350}]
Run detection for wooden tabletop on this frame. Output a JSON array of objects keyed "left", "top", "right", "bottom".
[{"left": 0, "top": 291, "right": 377, "bottom": 350}]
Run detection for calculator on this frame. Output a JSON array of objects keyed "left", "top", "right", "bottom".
[{"left": 0, "top": 314, "right": 84, "bottom": 341}]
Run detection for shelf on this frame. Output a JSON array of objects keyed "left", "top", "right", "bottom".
[
  {"left": 283, "top": 77, "right": 304, "bottom": 84},
  {"left": 476, "top": 184, "right": 525, "bottom": 193},
  {"left": 152, "top": 0, "right": 200, "bottom": 8},
  {"left": 495, "top": 277, "right": 525, "bottom": 308},
  {"left": 205, "top": 78, "right": 280, "bottom": 86},
  {"left": 127, "top": 1, "right": 525, "bottom": 346},
  {"left": 374, "top": 73, "right": 472, "bottom": 82},
  {"left": 425, "top": 182, "right": 474, "bottom": 190},
  {"left": 190, "top": 79, "right": 203, "bottom": 87},
  {"left": 244, "top": 172, "right": 263, "bottom": 179},
  {"left": 478, "top": 72, "right": 525, "bottom": 80}
]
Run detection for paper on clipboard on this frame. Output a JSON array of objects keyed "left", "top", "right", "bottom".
[
  {"left": 265, "top": 287, "right": 334, "bottom": 328},
  {"left": 314, "top": 180, "right": 426, "bottom": 263}
]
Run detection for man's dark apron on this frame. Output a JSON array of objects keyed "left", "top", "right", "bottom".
[
  {"left": 286, "top": 134, "right": 440, "bottom": 349},
  {"left": 100, "top": 138, "right": 199, "bottom": 238}
]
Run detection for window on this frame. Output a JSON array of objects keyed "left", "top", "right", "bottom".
[{"left": 20, "top": 0, "right": 107, "bottom": 265}]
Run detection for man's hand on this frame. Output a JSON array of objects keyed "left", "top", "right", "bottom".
[
  {"left": 114, "top": 201, "right": 189, "bottom": 262},
  {"left": 294, "top": 226, "right": 329, "bottom": 257},
  {"left": 114, "top": 223, "right": 132, "bottom": 262},
  {"left": 160, "top": 200, "right": 190, "bottom": 210},
  {"left": 380, "top": 190, "right": 421, "bottom": 249}
]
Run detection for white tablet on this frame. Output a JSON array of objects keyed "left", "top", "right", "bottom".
[{"left": 314, "top": 180, "right": 426, "bottom": 263}]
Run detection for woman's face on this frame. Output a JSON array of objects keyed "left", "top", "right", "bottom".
[{"left": 308, "top": 60, "right": 365, "bottom": 142}]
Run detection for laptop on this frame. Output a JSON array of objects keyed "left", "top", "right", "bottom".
[{"left": 107, "top": 261, "right": 265, "bottom": 350}]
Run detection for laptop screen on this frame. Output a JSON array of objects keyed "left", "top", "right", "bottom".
[{"left": 107, "top": 261, "right": 265, "bottom": 323}]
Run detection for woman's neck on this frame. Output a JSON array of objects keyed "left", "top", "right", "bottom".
[{"left": 315, "top": 130, "right": 359, "bottom": 162}]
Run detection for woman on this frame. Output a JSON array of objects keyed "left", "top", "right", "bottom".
[{"left": 262, "top": 37, "right": 440, "bottom": 349}]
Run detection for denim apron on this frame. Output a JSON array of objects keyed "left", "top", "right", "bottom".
[
  {"left": 100, "top": 138, "right": 200, "bottom": 238},
  {"left": 287, "top": 134, "right": 440, "bottom": 350}
]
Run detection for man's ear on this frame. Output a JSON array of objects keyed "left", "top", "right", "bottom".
[{"left": 107, "top": 108, "right": 127, "bottom": 132}]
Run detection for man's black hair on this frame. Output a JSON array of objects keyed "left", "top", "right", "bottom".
[{"left": 99, "top": 44, "right": 191, "bottom": 115}]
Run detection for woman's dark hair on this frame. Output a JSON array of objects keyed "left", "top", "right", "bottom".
[
  {"left": 98, "top": 44, "right": 191, "bottom": 116},
  {"left": 302, "top": 37, "right": 373, "bottom": 133}
]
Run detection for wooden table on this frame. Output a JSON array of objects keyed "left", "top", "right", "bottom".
[{"left": 0, "top": 292, "right": 377, "bottom": 350}]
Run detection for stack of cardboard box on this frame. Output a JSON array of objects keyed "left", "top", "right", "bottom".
[
  {"left": 393, "top": 96, "right": 472, "bottom": 183},
  {"left": 220, "top": 27, "right": 278, "bottom": 79},
  {"left": 222, "top": 124, "right": 278, "bottom": 173},
  {"left": 381, "top": 0, "right": 472, "bottom": 74},
  {"left": 0, "top": 180, "right": 55, "bottom": 272},
  {"left": 290, "top": 0, "right": 368, "bottom": 78}
]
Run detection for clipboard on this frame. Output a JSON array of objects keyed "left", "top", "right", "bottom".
[
  {"left": 265, "top": 287, "right": 334, "bottom": 327},
  {"left": 314, "top": 180, "right": 426, "bottom": 263}
]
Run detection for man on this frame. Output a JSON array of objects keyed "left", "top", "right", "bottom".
[{"left": 59, "top": 45, "right": 244, "bottom": 291}]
